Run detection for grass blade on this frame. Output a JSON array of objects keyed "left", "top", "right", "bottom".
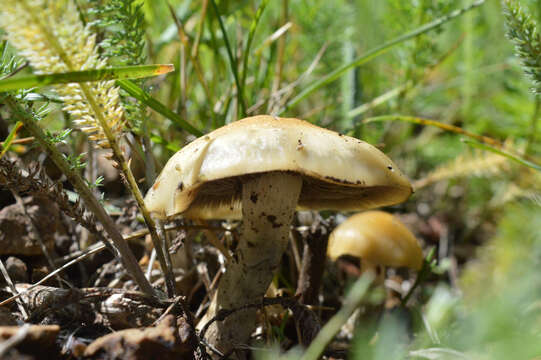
[
  {"left": 167, "top": 3, "right": 215, "bottom": 106},
  {"left": 209, "top": 0, "right": 246, "bottom": 117},
  {"left": 280, "top": 0, "right": 485, "bottom": 114},
  {"left": 117, "top": 79, "right": 203, "bottom": 137},
  {"left": 253, "top": 22, "right": 292, "bottom": 55},
  {"left": 362, "top": 115, "right": 502, "bottom": 148},
  {"left": 0, "top": 121, "right": 23, "bottom": 159},
  {"left": 301, "top": 274, "right": 373, "bottom": 360},
  {"left": 240, "top": 0, "right": 269, "bottom": 103},
  {"left": 0, "top": 64, "right": 174, "bottom": 91},
  {"left": 347, "top": 85, "right": 407, "bottom": 118},
  {"left": 463, "top": 139, "right": 541, "bottom": 172}
]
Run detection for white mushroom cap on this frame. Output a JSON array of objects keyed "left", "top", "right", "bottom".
[
  {"left": 328, "top": 211, "right": 423, "bottom": 270},
  {"left": 144, "top": 116, "right": 412, "bottom": 219}
]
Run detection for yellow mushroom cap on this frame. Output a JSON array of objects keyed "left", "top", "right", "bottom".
[
  {"left": 328, "top": 211, "right": 423, "bottom": 270},
  {"left": 144, "top": 116, "right": 412, "bottom": 219}
]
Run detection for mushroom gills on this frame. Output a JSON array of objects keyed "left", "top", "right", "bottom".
[{"left": 183, "top": 171, "right": 409, "bottom": 219}]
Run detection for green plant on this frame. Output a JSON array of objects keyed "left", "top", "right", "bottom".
[
  {"left": 0, "top": 0, "right": 173, "bottom": 297},
  {"left": 2, "top": 94, "right": 154, "bottom": 296}
]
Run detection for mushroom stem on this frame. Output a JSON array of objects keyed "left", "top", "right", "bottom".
[
  {"left": 199, "top": 172, "right": 302, "bottom": 356},
  {"left": 362, "top": 260, "right": 385, "bottom": 285}
]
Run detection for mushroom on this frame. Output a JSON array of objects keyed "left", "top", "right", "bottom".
[
  {"left": 144, "top": 115, "right": 412, "bottom": 355},
  {"left": 328, "top": 210, "right": 423, "bottom": 281}
]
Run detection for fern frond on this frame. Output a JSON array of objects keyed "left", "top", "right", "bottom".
[
  {"left": 0, "top": 0, "right": 125, "bottom": 148},
  {"left": 89, "top": 0, "right": 147, "bottom": 67},
  {"left": 0, "top": 41, "right": 25, "bottom": 79},
  {"left": 414, "top": 149, "right": 510, "bottom": 189},
  {"left": 88, "top": 0, "right": 148, "bottom": 131},
  {"left": 503, "top": 0, "right": 541, "bottom": 95}
]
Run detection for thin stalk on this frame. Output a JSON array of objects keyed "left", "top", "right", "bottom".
[
  {"left": 279, "top": 0, "right": 485, "bottom": 114},
  {"left": 0, "top": 121, "right": 22, "bottom": 159},
  {"left": 340, "top": 31, "right": 356, "bottom": 130},
  {"left": 5, "top": 96, "right": 156, "bottom": 299},
  {"left": 401, "top": 249, "right": 435, "bottom": 306},
  {"left": 363, "top": 115, "right": 503, "bottom": 148},
  {"left": 0, "top": 258, "right": 29, "bottom": 318},
  {"left": 300, "top": 274, "right": 373, "bottom": 360},
  {"left": 81, "top": 82, "right": 176, "bottom": 297},
  {"left": 347, "top": 84, "right": 408, "bottom": 118},
  {"left": 267, "top": 42, "right": 328, "bottom": 115},
  {"left": 146, "top": 248, "right": 157, "bottom": 280},
  {"left": 21, "top": 1, "right": 176, "bottom": 297},
  {"left": 209, "top": 0, "right": 246, "bottom": 117},
  {"left": 253, "top": 21, "right": 292, "bottom": 56},
  {"left": 157, "top": 219, "right": 175, "bottom": 290},
  {"left": 0, "top": 136, "right": 34, "bottom": 147},
  {"left": 192, "top": 0, "right": 209, "bottom": 59},
  {"left": 179, "top": 38, "right": 188, "bottom": 121},
  {"left": 270, "top": 0, "right": 289, "bottom": 105},
  {"left": 86, "top": 136, "right": 97, "bottom": 194},
  {"left": 526, "top": 97, "right": 540, "bottom": 155},
  {"left": 461, "top": 0, "right": 474, "bottom": 116},
  {"left": 464, "top": 139, "right": 541, "bottom": 172},
  {"left": 168, "top": 3, "right": 215, "bottom": 107},
  {"left": 117, "top": 79, "right": 203, "bottom": 137},
  {"left": 240, "top": 0, "right": 269, "bottom": 104}
]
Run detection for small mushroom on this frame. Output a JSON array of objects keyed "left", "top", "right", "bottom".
[
  {"left": 328, "top": 211, "right": 423, "bottom": 281},
  {"left": 144, "top": 116, "right": 412, "bottom": 354}
]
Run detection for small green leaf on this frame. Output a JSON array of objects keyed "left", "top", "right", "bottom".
[
  {"left": 150, "top": 133, "right": 181, "bottom": 152},
  {"left": 0, "top": 64, "right": 174, "bottom": 91}
]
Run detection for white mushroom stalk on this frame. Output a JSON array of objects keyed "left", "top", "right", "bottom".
[{"left": 200, "top": 173, "right": 302, "bottom": 352}]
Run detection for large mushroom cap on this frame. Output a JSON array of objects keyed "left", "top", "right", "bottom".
[
  {"left": 328, "top": 211, "right": 423, "bottom": 270},
  {"left": 145, "top": 115, "right": 412, "bottom": 219}
]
